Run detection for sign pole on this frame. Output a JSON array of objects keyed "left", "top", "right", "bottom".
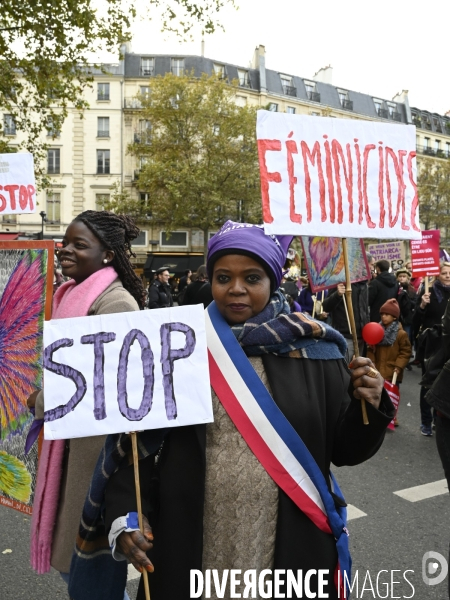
[
  {"left": 342, "top": 238, "right": 369, "bottom": 425},
  {"left": 425, "top": 276, "right": 429, "bottom": 294},
  {"left": 131, "top": 432, "right": 151, "bottom": 600}
]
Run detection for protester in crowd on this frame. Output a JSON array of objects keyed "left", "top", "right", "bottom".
[
  {"left": 280, "top": 274, "right": 300, "bottom": 302},
  {"left": 396, "top": 268, "right": 417, "bottom": 352},
  {"left": 298, "top": 276, "right": 314, "bottom": 314},
  {"left": 147, "top": 266, "right": 173, "bottom": 309},
  {"left": 413, "top": 261, "right": 450, "bottom": 436},
  {"left": 323, "top": 281, "right": 369, "bottom": 359},
  {"left": 366, "top": 299, "right": 412, "bottom": 426},
  {"left": 28, "top": 210, "right": 145, "bottom": 600},
  {"left": 179, "top": 264, "right": 213, "bottom": 308},
  {"left": 284, "top": 292, "right": 302, "bottom": 313},
  {"left": 102, "top": 221, "right": 393, "bottom": 600},
  {"left": 368, "top": 260, "right": 399, "bottom": 322},
  {"left": 177, "top": 269, "right": 191, "bottom": 294}
]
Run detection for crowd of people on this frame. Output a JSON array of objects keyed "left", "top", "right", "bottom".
[{"left": 25, "top": 211, "right": 450, "bottom": 600}]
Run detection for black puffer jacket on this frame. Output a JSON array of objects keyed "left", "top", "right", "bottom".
[
  {"left": 147, "top": 280, "right": 173, "bottom": 309},
  {"left": 322, "top": 281, "right": 369, "bottom": 339},
  {"left": 368, "top": 272, "right": 398, "bottom": 322}
]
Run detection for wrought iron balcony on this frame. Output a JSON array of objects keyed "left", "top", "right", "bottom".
[
  {"left": 307, "top": 91, "right": 321, "bottom": 103},
  {"left": 416, "top": 145, "right": 450, "bottom": 159},
  {"left": 171, "top": 67, "right": 184, "bottom": 76},
  {"left": 378, "top": 108, "right": 389, "bottom": 119},
  {"left": 133, "top": 169, "right": 141, "bottom": 181},
  {"left": 4, "top": 127, "right": 16, "bottom": 135},
  {"left": 342, "top": 99, "right": 353, "bottom": 110},
  {"left": 134, "top": 132, "right": 151, "bottom": 144},
  {"left": 391, "top": 112, "right": 401, "bottom": 122},
  {"left": 283, "top": 85, "right": 297, "bottom": 97},
  {"left": 140, "top": 67, "right": 154, "bottom": 77},
  {"left": 97, "top": 93, "right": 110, "bottom": 101},
  {"left": 97, "top": 130, "right": 110, "bottom": 138},
  {"left": 239, "top": 78, "right": 250, "bottom": 88}
]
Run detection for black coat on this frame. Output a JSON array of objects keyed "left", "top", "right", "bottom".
[
  {"left": 322, "top": 281, "right": 369, "bottom": 339},
  {"left": 413, "top": 284, "right": 450, "bottom": 336},
  {"left": 147, "top": 280, "right": 173, "bottom": 309},
  {"left": 181, "top": 279, "right": 213, "bottom": 308},
  {"left": 105, "top": 355, "right": 393, "bottom": 600},
  {"left": 368, "top": 272, "right": 398, "bottom": 322}
]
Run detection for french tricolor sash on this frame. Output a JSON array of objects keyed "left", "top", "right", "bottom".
[{"left": 206, "top": 301, "right": 352, "bottom": 597}]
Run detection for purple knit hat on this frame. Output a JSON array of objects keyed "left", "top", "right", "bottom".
[{"left": 207, "top": 221, "right": 293, "bottom": 290}]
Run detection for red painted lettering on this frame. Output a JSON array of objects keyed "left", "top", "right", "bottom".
[
  {"left": 331, "top": 139, "right": 353, "bottom": 224},
  {"left": 286, "top": 135, "right": 301, "bottom": 224},
  {"left": 0, "top": 186, "right": 6, "bottom": 212},
  {"left": 301, "top": 140, "right": 325, "bottom": 222},
  {"left": 378, "top": 143, "right": 385, "bottom": 228},
  {"left": 354, "top": 139, "right": 363, "bottom": 224},
  {"left": 19, "top": 185, "right": 28, "bottom": 210},
  {"left": 408, "top": 151, "right": 420, "bottom": 232},
  {"left": 362, "top": 144, "right": 376, "bottom": 228},
  {"left": 323, "top": 136, "right": 335, "bottom": 223},
  {"left": 27, "top": 185, "right": 36, "bottom": 210},
  {"left": 3, "top": 184, "right": 19, "bottom": 210},
  {"left": 257, "top": 139, "right": 282, "bottom": 224},
  {"left": 385, "top": 148, "right": 408, "bottom": 230}
]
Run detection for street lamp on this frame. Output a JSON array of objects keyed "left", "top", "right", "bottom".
[{"left": 39, "top": 211, "right": 47, "bottom": 240}]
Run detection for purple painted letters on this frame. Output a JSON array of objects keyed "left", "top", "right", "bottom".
[{"left": 80, "top": 332, "right": 116, "bottom": 420}]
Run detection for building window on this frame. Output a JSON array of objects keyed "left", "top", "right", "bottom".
[
  {"left": 135, "top": 120, "right": 151, "bottom": 144},
  {"left": 435, "top": 139, "right": 441, "bottom": 152},
  {"left": 95, "top": 193, "right": 110, "bottom": 210},
  {"left": 3, "top": 115, "right": 16, "bottom": 135},
  {"left": 97, "top": 117, "right": 110, "bottom": 138},
  {"left": 446, "top": 143, "right": 450, "bottom": 158},
  {"left": 47, "top": 148, "right": 60, "bottom": 174},
  {"left": 338, "top": 89, "right": 353, "bottom": 111},
  {"left": 310, "top": 111, "right": 321, "bottom": 117},
  {"left": 97, "top": 150, "right": 110, "bottom": 174},
  {"left": 140, "top": 57, "right": 154, "bottom": 77},
  {"left": 424, "top": 137, "right": 429, "bottom": 149},
  {"left": 46, "top": 117, "right": 60, "bottom": 138},
  {"left": 433, "top": 117, "right": 442, "bottom": 133},
  {"left": 97, "top": 83, "right": 110, "bottom": 101},
  {"left": 0, "top": 214, "right": 17, "bottom": 224},
  {"left": 213, "top": 64, "right": 226, "bottom": 79},
  {"left": 286, "top": 106, "right": 296, "bottom": 114},
  {"left": 46, "top": 192, "right": 61, "bottom": 222},
  {"left": 373, "top": 99, "right": 388, "bottom": 118},
  {"left": 140, "top": 86, "right": 150, "bottom": 101},
  {"left": 304, "top": 81, "right": 320, "bottom": 102},
  {"left": 237, "top": 69, "right": 250, "bottom": 88},
  {"left": 268, "top": 103, "right": 278, "bottom": 112},
  {"left": 280, "top": 75, "right": 296, "bottom": 97},
  {"left": 160, "top": 231, "right": 188, "bottom": 247},
  {"left": 171, "top": 58, "right": 184, "bottom": 76},
  {"left": 133, "top": 231, "right": 147, "bottom": 246}
]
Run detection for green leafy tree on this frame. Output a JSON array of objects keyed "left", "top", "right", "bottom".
[
  {"left": 106, "top": 72, "right": 262, "bottom": 257},
  {"left": 0, "top": 0, "right": 234, "bottom": 187},
  {"left": 417, "top": 157, "right": 450, "bottom": 243}
]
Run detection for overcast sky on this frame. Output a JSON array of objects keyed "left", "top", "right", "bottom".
[{"left": 114, "top": 0, "right": 448, "bottom": 116}]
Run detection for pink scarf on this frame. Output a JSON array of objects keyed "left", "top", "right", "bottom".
[{"left": 31, "top": 267, "right": 118, "bottom": 573}]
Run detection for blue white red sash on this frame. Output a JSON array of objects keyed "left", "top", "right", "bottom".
[{"left": 205, "top": 301, "right": 352, "bottom": 597}]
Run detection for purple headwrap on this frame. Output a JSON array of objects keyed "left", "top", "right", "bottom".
[{"left": 207, "top": 221, "right": 293, "bottom": 290}]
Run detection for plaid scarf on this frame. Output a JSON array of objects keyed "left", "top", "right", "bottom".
[
  {"left": 231, "top": 290, "right": 347, "bottom": 359},
  {"left": 68, "top": 429, "right": 166, "bottom": 600}
]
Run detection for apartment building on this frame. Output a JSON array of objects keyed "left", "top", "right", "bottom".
[{"left": 2, "top": 44, "right": 449, "bottom": 277}]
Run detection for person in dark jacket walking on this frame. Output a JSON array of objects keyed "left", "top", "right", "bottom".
[
  {"left": 413, "top": 262, "right": 450, "bottom": 435},
  {"left": 147, "top": 267, "right": 173, "bottom": 309},
  {"left": 323, "top": 280, "right": 369, "bottom": 359},
  {"left": 180, "top": 264, "right": 213, "bottom": 308},
  {"left": 368, "top": 260, "right": 399, "bottom": 322}
]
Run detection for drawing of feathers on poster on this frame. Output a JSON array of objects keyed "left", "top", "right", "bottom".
[
  {"left": 300, "top": 237, "right": 370, "bottom": 293},
  {"left": 0, "top": 245, "right": 51, "bottom": 513}
]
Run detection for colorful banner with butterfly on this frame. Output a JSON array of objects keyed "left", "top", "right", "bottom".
[{"left": 0, "top": 241, "right": 53, "bottom": 514}]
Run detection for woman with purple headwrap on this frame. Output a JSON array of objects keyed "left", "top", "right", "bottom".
[{"left": 101, "top": 221, "right": 394, "bottom": 600}]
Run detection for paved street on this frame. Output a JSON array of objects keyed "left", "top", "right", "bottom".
[{"left": 1, "top": 365, "right": 449, "bottom": 599}]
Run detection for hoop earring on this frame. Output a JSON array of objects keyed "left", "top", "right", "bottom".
[{"left": 103, "top": 259, "right": 108, "bottom": 264}]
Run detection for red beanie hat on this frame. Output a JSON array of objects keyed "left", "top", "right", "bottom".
[{"left": 379, "top": 298, "right": 400, "bottom": 319}]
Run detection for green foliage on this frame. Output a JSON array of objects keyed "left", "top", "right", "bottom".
[
  {"left": 0, "top": 0, "right": 235, "bottom": 188},
  {"left": 417, "top": 157, "right": 450, "bottom": 242},
  {"left": 107, "top": 71, "right": 262, "bottom": 256}
]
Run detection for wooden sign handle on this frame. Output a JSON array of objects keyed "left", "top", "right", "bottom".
[
  {"left": 342, "top": 238, "right": 369, "bottom": 425},
  {"left": 131, "top": 432, "right": 151, "bottom": 600}
]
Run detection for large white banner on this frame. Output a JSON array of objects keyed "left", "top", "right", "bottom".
[
  {"left": 43, "top": 305, "right": 213, "bottom": 440},
  {"left": 257, "top": 111, "right": 420, "bottom": 240},
  {"left": 0, "top": 153, "right": 36, "bottom": 214}
]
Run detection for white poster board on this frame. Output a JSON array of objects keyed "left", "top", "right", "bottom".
[
  {"left": 43, "top": 305, "right": 213, "bottom": 440},
  {"left": 256, "top": 111, "right": 420, "bottom": 240},
  {"left": 0, "top": 153, "right": 36, "bottom": 214}
]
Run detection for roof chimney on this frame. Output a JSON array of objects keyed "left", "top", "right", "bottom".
[
  {"left": 313, "top": 65, "right": 333, "bottom": 85},
  {"left": 251, "top": 44, "right": 266, "bottom": 69}
]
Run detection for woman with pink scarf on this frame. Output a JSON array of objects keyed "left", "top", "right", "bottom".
[{"left": 28, "top": 210, "right": 146, "bottom": 599}]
